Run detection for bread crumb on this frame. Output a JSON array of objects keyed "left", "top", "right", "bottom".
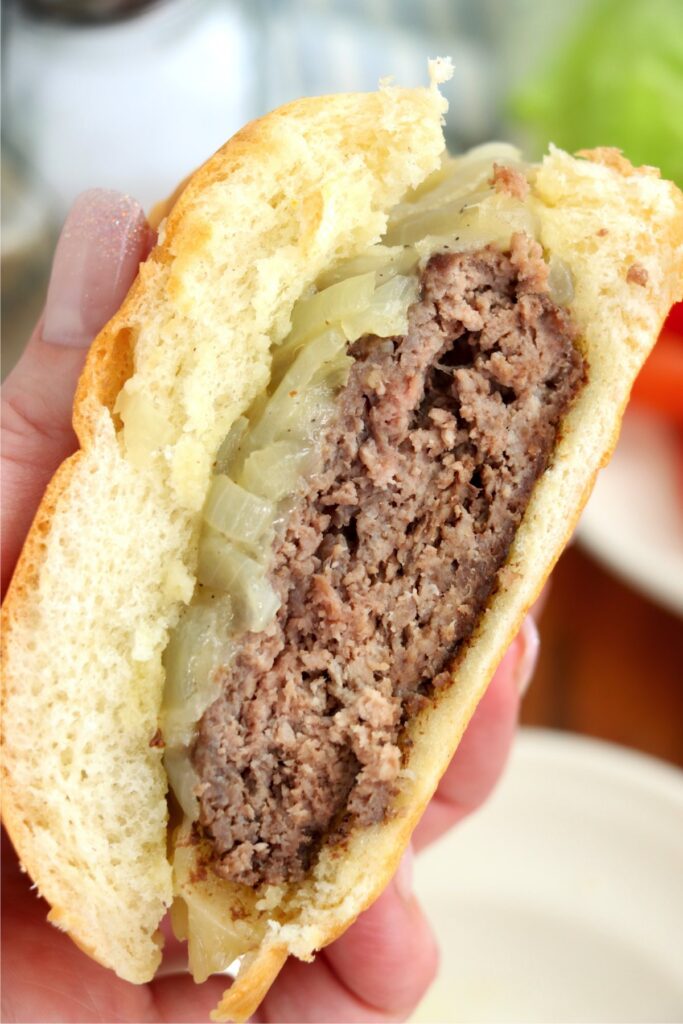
[
  {"left": 497, "top": 564, "right": 522, "bottom": 589},
  {"left": 627, "top": 263, "right": 649, "bottom": 286},
  {"left": 491, "top": 163, "right": 529, "bottom": 201},
  {"left": 578, "top": 147, "right": 660, "bottom": 179}
]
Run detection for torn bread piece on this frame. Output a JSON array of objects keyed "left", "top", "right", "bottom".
[{"left": 2, "top": 69, "right": 682, "bottom": 1024}]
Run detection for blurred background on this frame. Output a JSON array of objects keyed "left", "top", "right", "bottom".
[{"left": 2, "top": 1, "right": 682, "bottom": 1020}]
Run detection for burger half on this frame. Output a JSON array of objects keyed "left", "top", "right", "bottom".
[{"left": 2, "top": 63, "right": 682, "bottom": 1022}]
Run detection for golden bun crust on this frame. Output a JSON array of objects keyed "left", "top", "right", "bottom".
[
  {"left": 2, "top": 70, "right": 682, "bottom": 1020},
  {"left": 211, "top": 946, "right": 289, "bottom": 1023}
]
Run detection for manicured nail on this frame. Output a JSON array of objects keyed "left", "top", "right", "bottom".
[
  {"left": 43, "top": 189, "right": 150, "bottom": 348},
  {"left": 394, "top": 845, "right": 414, "bottom": 903},
  {"left": 515, "top": 615, "right": 540, "bottom": 697}
]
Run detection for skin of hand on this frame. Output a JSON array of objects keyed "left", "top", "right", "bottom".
[{"left": 0, "top": 190, "right": 539, "bottom": 1024}]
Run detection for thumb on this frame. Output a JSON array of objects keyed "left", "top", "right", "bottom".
[{"left": 1, "top": 189, "right": 152, "bottom": 596}]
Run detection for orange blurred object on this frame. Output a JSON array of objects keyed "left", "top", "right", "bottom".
[{"left": 630, "top": 304, "right": 683, "bottom": 423}]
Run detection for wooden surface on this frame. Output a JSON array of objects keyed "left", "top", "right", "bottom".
[{"left": 522, "top": 544, "right": 683, "bottom": 768}]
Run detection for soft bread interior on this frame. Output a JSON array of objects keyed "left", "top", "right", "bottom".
[{"left": 1, "top": 76, "right": 448, "bottom": 982}]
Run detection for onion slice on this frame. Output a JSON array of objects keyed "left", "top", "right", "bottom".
[
  {"left": 342, "top": 274, "right": 420, "bottom": 341},
  {"left": 214, "top": 416, "right": 248, "bottom": 475},
  {"left": 196, "top": 532, "right": 281, "bottom": 632},
  {"left": 239, "top": 440, "right": 313, "bottom": 501},
  {"left": 172, "top": 821, "right": 267, "bottom": 983},
  {"left": 248, "top": 329, "right": 345, "bottom": 450},
  {"left": 164, "top": 748, "right": 200, "bottom": 820},
  {"left": 203, "top": 475, "right": 275, "bottom": 550},
  {"left": 160, "top": 597, "right": 231, "bottom": 747},
  {"left": 316, "top": 245, "right": 419, "bottom": 289},
  {"left": 283, "top": 272, "right": 376, "bottom": 349}
]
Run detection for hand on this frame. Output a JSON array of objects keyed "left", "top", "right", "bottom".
[{"left": 1, "top": 190, "right": 539, "bottom": 1023}]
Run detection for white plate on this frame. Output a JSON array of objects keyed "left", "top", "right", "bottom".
[
  {"left": 412, "top": 728, "right": 683, "bottom": 1023},
  {"left": 577, "top": 410, "right": 683, "bottom": 616}
]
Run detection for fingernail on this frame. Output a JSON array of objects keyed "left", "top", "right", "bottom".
[
  {"left": 43, "top": 189, "right": 151, "bottom": 348},
  {"left": 515, "top": 615, "right": 540, "bottom": 698},
  {"left": 394, "top": 845, "right": 414, "bottom": 903}
]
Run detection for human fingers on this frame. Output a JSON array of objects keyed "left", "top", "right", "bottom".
[
  {"left": 2, "top": 827, "right": 230, "bottom": 1023},
  {"left": 1, "top": 830, "right": 147, "bottom": 1023},
  {"left": 1, "top": 189, "right": 152, "bottom": 596},
  {"left": 146, "top": 974, "right": 229, "bottom": 1023},
  {"left": 413, "top": 615, "right": 539, "bottom": 850},
  {"left": 258, "top": 848, "right": 438, "bottom": 1023}
]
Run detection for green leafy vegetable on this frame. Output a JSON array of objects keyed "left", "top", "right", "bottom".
[{"left": 512, "top": 0, "right": 683, "bottom": 186}]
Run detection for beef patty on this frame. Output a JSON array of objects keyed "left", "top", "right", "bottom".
[{"left": 193, "top": 234, "right": 585, "bottom": 887}]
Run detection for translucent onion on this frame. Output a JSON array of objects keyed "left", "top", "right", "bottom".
[
  {"left": 239, "top": 440, "right": 313, "bottom": 501},
  {"left": 214, "top": 416, "right": 248, "bottom": 475},
  {"left": 311, "top": 350, "right": 354, "bottom": 390},
  {"left": 160, "top": 596, "right": 231, "bottom": 747},
  {"left": 164, "top": 748, "right": 200, "bottom": 820},
  {"left": 388, "top": 167, "right": 492, "bottom": 228},
  {"left": 281, "top": 382, "right": 338, "bottom": 439},
  {"left": 203, "top": 475, "right": 274, "bottom": 549},
  {"left": 384, "top": 188, "right": 498, "bottom": 246},
  {"left": 248, "top": 330, "right": 345, "bottom": 450},
  {"left": 316, "top": 245, "right": 419, "bottom": 289},
  {"left": 279, "top": 330, "right": 348, "bottom": 392},
  {"left": 239, "top": 577, "right": 281, "bottom": 634},
  {"left": 196, "top": 530, "right": 251, "bottom": 591},
  {"left": 341, "top": 274, "right": 420, "bottom": 342},
  {"left": 390, "top": 157, "right": 527, "bottom": 231},
  {"left": 547, "top": 256, "right": 575, "bottom": 307},
  {"left": 196, "top": 532, "right": 281, "bottom": 632},
  {"left": 186, "top": 898, "right": 243, "bottom": 984},
  {"left": 283, "top": 272, "right": 376, "bottom": 349},
  {"left": 271, "top": 326, "right": 348, "bottom": 390},
  {"left": 412, "top": 199, "right": 541, "bottom": 260},
  {"left": 404, "top": 143, "right": 523, "bottom": 204},
  {"left": 173, "top": 822, "right": 264, "bottom": 983}
]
